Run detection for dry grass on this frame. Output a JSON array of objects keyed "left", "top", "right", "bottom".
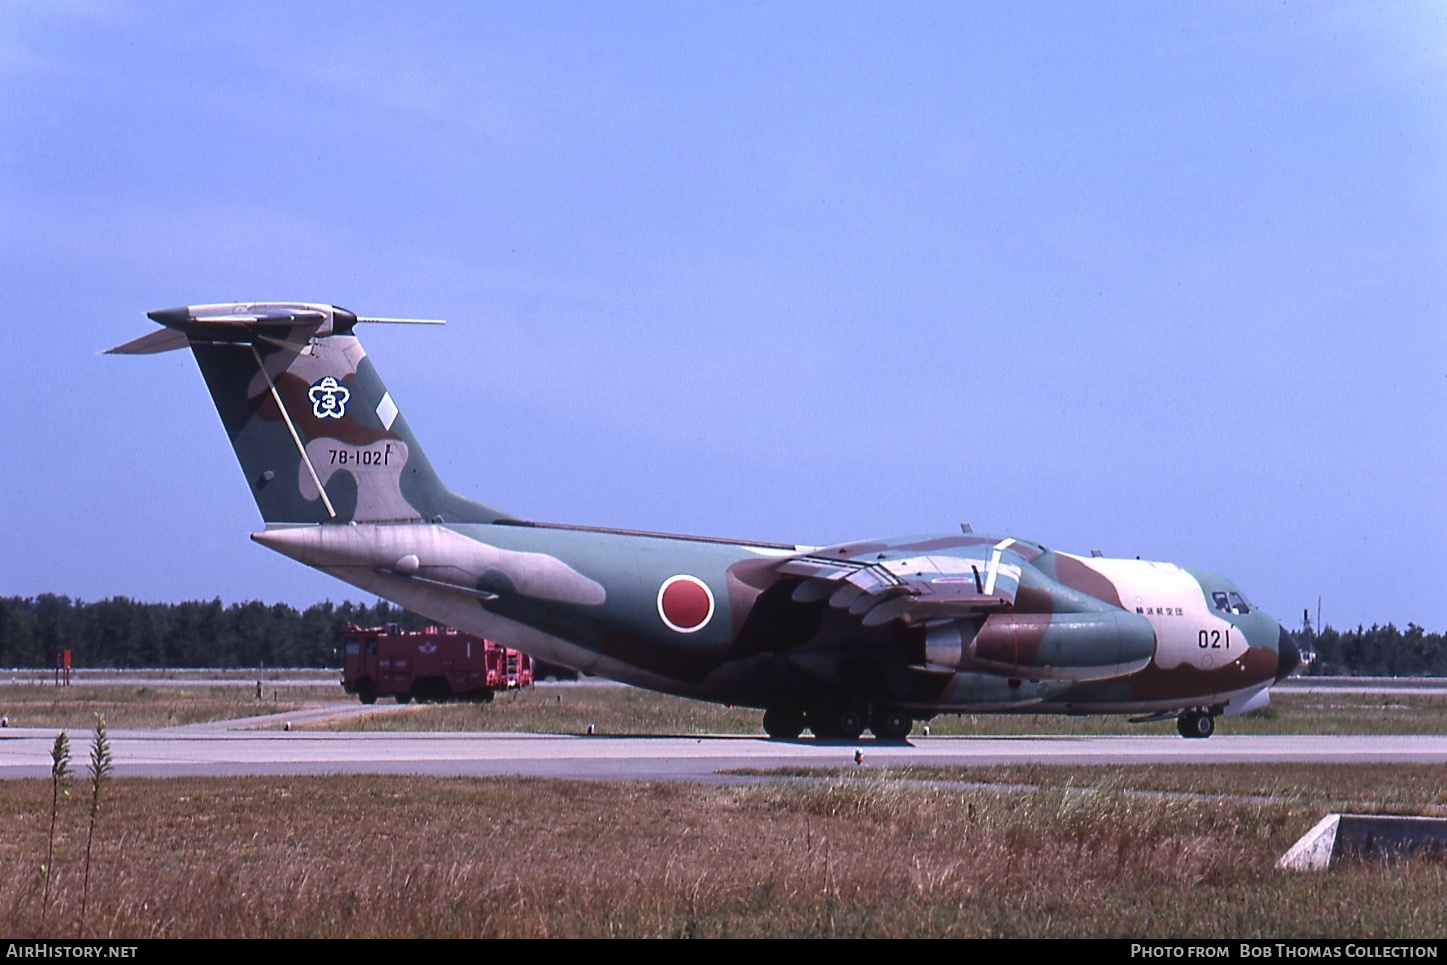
[
  {"left": 894, "top": 763, "right": 1447, "bottom": 815},
  {"left": 0, "top": 683, "right": 340, "bottom": 730},
  {"left": 2, "top": 770, "right": 1444, "bottom": 938},
  {"left": 333, "top": 682, "right": 765, "bottom": 735}
]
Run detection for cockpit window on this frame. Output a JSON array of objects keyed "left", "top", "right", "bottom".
[{"left": 1212, "top": 591, "right": 1251, "bottom": 615}]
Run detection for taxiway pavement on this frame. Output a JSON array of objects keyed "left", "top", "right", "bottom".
[{"left": 2, "top": 724, "right": 1444, "bottom": 781}]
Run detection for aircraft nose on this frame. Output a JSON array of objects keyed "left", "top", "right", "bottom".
[{"left": 1274, "top": 623, "right": 1301, "bottom": 683}]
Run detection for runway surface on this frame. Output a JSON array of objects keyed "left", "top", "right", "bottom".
[
  {"left": 2, "top": 721, "right": 1444, "bottom": 781},
  {"left": 2, "top": 676, "right": 1443, "bottom": 782}
]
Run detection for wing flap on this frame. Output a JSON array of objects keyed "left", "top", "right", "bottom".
[{"left": 778, "top": 539, "right": 1024, "bottom": 627}]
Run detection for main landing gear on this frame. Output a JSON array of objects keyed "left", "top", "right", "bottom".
[
  {"left": 874, "top": 709, "right": 913, "bottom": 740},
  {"left": 1176, "top": 709, "right": 1216, "bottom": 739},
  {"left": 762, "top": 703, "right": 914, "bottom": 740}
]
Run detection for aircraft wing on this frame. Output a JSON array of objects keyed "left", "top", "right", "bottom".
[{"left": 777, "top": 539, "right": 1023, "bottom": 627}]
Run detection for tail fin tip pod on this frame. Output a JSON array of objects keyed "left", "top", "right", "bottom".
[{"left": 110, "top": 302, "right": 513, "bottom": 527}]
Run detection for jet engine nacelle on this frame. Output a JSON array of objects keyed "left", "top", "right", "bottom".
[{"left": 924, "top": 611, "right": 1155, "bottom": 682}]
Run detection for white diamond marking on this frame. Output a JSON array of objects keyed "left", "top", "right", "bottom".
[{"left": 376, "top": 392, "right": 399, "bottom": 430}]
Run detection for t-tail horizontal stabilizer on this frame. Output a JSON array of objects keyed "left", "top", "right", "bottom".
[{"left": 106, "top": 302, "right": 444, "bottom": 355}]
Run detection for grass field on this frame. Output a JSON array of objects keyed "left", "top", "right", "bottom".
[
  {"left": 2, "top": 678, "right": 1443, "bottom": 938},
  {"left": 0, "top": 681, "right": 341, "bottom": 730},
  {"left": 3, "top": 766, "right": 1443, "bottom": 939}
]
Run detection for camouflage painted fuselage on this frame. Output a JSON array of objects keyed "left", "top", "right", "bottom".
[{"left": 112, "top": 303, "right": 1299, "bottom": 738}]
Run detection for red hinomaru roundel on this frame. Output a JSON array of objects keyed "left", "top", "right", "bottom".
[{"left": 657, "top": 575, "right": 715, "bottom": 633}]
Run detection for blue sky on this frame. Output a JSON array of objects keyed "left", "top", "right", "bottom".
[{"left": 2, "top": 2, "right": 1444, "bottom": 632}]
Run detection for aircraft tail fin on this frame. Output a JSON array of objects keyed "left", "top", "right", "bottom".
[{"left": 109, "top": 302, "right": 514, "bottom": 526}]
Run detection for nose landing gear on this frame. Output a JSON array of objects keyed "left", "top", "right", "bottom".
[{"left": 1177, "top": 710, "right": 1215, "bottom": 739}]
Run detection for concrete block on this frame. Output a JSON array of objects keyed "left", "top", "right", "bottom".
[{"left": 1278, "top": 813, "right": 1447, "bottom": 871}]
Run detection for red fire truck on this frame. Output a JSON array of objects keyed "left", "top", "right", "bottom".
[{"left": 340, "top": 624, "right": 533, "bottom": 704}]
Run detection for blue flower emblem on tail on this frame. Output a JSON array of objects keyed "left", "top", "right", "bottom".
[{"left": 308, "top": 376, "right": 351, "bottom": 420}]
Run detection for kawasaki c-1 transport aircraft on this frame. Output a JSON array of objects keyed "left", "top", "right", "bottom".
[{"left": 111, "top": 302, "right": 1300, "bottom": 740}]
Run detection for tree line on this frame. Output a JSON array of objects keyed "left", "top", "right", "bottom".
[
  {"left": 0, "top": 595, "right": 429, "bottom": 669},
  {"left": 0, "top": 594, "right": 1444, "bottom": 675},
  {"left": 1298, "top": 623, "right": 1447, "bottom": 677}
]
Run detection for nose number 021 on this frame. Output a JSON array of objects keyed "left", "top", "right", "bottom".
[{"left": 1198, "top": 628, "right": 1232, "bottom": 649}]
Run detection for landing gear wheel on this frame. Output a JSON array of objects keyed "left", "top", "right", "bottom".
[
  {"left": 834, "top": 708, "right": 865, "bottom": 740},
  {"left": 807, "top": 705, "right": 865, "bottom": 740},
  {"left": 1177, "top": 711, "right": 1215, "bottom": 739},
  {"left": 395, "top": 693, "right": 412, "bottom": 705},
  {"left": 873, "top": 710, "right": 913, "bottom": 740},
  {"left": 762, "top": 708, "right": 806, "bottom": 740}
]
